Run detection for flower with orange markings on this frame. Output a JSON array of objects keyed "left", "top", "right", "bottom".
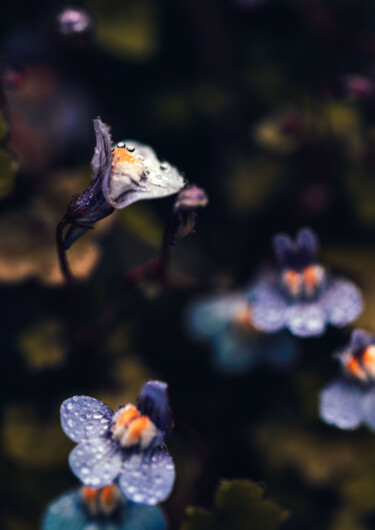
[
  {"left": 320, "top": 329, "right": 375, "bottom": 431},
  {"left": 186, "top": 293, "right": 297, "bottom": 375},
  {"left": 60, "top": 381, "right": 174, "bottom": 505},
  {"left": 43, "top": 482, "right": 166, "bottom": 529},
  {"left": 61, "top": 118, "right": 186, "bottom": 250},
  {"left": 250, "top": 227, "right": 363, "bottom": 337}
]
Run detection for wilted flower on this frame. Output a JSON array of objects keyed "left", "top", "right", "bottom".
[
  {"left": 186, "top": 293, "right": 297, "bottom": 374},
  {"left": 320, "top": 329, "right": 375, "bottom": 431},
  {"left": 60, "top": 381, "right": 175, "bottom": 505},
  {"left": 250, "top": 228, "right": 363, "bottom": 337},
  {"left": 62, "top": 118, "right": 185, "bottom": 249},
  {"left": 42, "top": 483, "right": 166, "bottom": 529},
  {"left": 170, "top": 184, "right": 208, "bottom": 244}
]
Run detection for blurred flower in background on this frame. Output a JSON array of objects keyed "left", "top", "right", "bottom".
[
  {"left": 42, "top": 483, "right": 166, "bottom": 530},
  {"left": 320, "top": 329, "right": 375, "bottom": 431},
  {"left": 250, "top": 228, "right": 363, "bottom": 337},
  {"left": 186, "top": 293, "right": 297, "bottom": 374}
]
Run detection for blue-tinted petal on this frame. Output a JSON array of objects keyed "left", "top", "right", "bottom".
[
  {"left": 272, "top": 233, "right": 293, "bottom": 268},
  {"left": 185, "top": 294, "right": 248, "bottom": 340},
  {"left": 250, "top": 280, "right": 287, "bottom": 332},
  {"left": 69, "top": 437, "right": 122, "bottom": 488},
  {"left": 123, "top": 503, "right": 166, "bottom": 530},
  {"left": 322, "top": 279, "right": 364, "bottom": 326},
  {"left": 211, "top": 329, "right": 257, "bottom": 374},
  {"left": 119, "top": 446, "right": 175, "bottom": 505},
  {"left": 350, "top": 329, "right": 374, "bottom": 352},
  {"left": 296, "top": 227, "right": 319, "bottom": 264},
  {"left": 137, "top": 381, "right": 172, "bottom": 436},
  {"left": 265, "top": 333, "right": 298, "bottom": 368},
  {"left": 319, "top": 378, "right": 365, "bottom": 430},
  {"left": 361, "top": 387, "right": 375, "bottom": 431},
  {"left": 285, "top": 303, "right": 326, "bottom": 337},
  {"left": 61, "top": 396, "right": 113, "bottom": 443},
  {"left": 42, "top": 490, "right": 86, "bottom": 530}
]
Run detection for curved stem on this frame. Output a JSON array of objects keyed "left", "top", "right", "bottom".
[{"left": 56, "top": 217, "right": 74, "bottom": 286}]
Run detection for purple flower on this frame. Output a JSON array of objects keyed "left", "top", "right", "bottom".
[
  {"left": 320, "top": 329, "right": 375, "bottom": 431},
  {"left": 249, "top": 228, "right": 363, "bottom": 337},
  {"left": 60, "top": 381, "right": 175, "bottom": 505},
  {"left": 63, "top": 119, "right": 185, "bottom": 249}
]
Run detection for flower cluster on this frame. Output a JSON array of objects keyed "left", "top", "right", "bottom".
[
  {"left": 63, "top": 118, "right": 186, "bottom": 249},
  {"left": 186, "top": 292, "right": 297, "bottom": 374},
  {"left": 250, "top": 228, "right": 363, "bottom": 337},
  {"left": 320, "top": 329, "right": 375, "bottom": 431},
  {"left": 42, "top": 483, "right": 166, "bottom": 529},
  {"left": 60, "top": 381, "right": 175, "bottom": 505}
]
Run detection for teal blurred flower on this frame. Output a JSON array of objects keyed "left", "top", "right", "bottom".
[{"left": 42, "top": 483, "right": 166, "bottom": 530}]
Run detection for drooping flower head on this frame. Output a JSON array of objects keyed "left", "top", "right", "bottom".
[
  {"left": 320, "top": 329, "right": 375, "bottom": 431},
  {"left": 60, "top": 381, "right": 175, "bottom": 505},
  {"left": 170, "top": 184, "right": 208, "bottom": 244},
  {"left": 63, "top": 119, "right": 185, "bottom": 249},
  {"left": 42, "top": 483, "right": 166, "bottom": 529},
  {"left": 250, "top": 227, "right": 363, "bottom": 337},
  {"left": 186, "top": 292, "right": 297, "bottom": 374}
]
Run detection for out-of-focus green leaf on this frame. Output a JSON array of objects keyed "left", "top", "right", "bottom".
[
  {"left": 88, "top": 0, "right": 159, "bottom": 60},
  {"left": 0, "top": 149, "right": 17, "bottom": 199},
  {"left": 181, "top": 480, "right": 289, "bottom": 530}
]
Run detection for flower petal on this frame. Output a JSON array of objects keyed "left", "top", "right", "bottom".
[
  {"left": 361, "top": 386, "right": 375, "bottom": 431},
  {"left": 350, "top": 328, "right": 374, "bottom": 352},
  {"left": 212, "top": 329, "right": 256, "bottom": 374},
  {"left": 319, "top": 378, "right": 364, "bottom": 430},
  {"left": 285, "top": 303, "right": 326, "bottom": 337},
  {"left": 69, "top": 437, "right": 122, "bottom": 488},
  {"left": 103, "top": 141, "right": 185, "bottom": 209},
  {"left": 322, "top": 278, "right": 364, "bottom": 326},
  {"left": 61, "top": 396, "right": 113, "bottom": 443},
  {"left": 124, "top": 503, "right": 166, "bottom": 530},
  {"left": 250, "top": 280, "right": 287, "bottom": 333},
  {"left": 91, "top": 118, "right": 113, "bottom": 182},
  {"left": 42, "top": 490, "right": 86, "bottom": 530},
  {"left": 185, "top": 294, "right": 249, "bottom": 340},
  {"left": 119, "top": 446, "right": 175, "bottom": 505},
  {"left": 137, "top": 381, "right": 172, "bottom": 436},
  {"left": 272, "top": 233, "right": 293, "bottom": 268},
  {"left": 265, "top": 333, "right": 298, "bottom": 368}
]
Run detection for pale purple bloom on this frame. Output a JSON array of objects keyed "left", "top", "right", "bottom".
[
  {"left": 60, "top": 381, "right": 175, "bottom": 505},
  {"left": 63, "top": 119, "right": 185, "bottom": 249},
  {"left": 250, "top": 228, "right": 363, "bottom": 337},
  {"left": 320, "top": 329, "right": 375, "bottom": 431}
]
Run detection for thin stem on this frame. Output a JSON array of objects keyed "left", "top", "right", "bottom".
[
  {"left": 158, "top": 220, "right": 172, "bottom": 285},
  {"left": 56, "top": 217, "right": 75, "bottom": 286}
]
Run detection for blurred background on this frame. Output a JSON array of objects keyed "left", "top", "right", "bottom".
[{"left": 2, "top": 0, "right": 375, "bottom": 528}]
